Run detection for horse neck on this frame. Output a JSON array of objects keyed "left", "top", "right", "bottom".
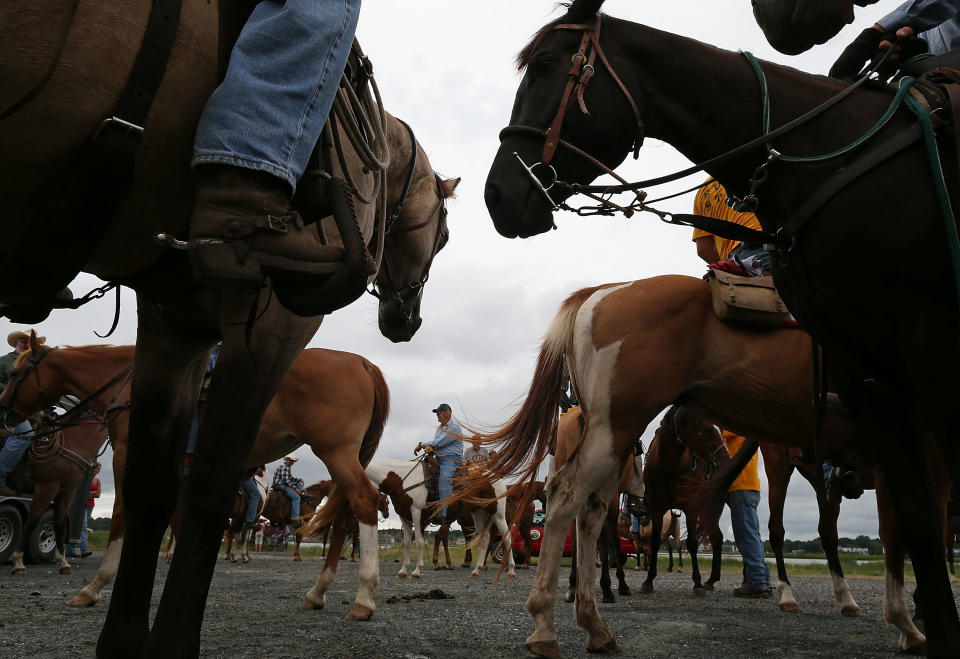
[
  {"left": 647, "top": 431, "right": 687, "bottom": 469},
  {"left": 48, "top": 346, "right": 134, "bottom": 413},
  {"left": 614, "top": 19, "right": 895, "bottom": 212},
  {"left": 63, "top": 423, "right": 109, "bottom": 463}
]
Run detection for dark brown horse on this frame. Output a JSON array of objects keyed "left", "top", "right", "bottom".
[
  {"left": 640, "top": 406, "right": 728, "bottom": 596},
  {"left": 484, "top": 1, "right": 960, "bottom": 652},
  {"left": 4, "top": 413, "right": 108, "bottom": 576},
  {"left": 432, "top": 499, "right": 478, "bottom": 570},
  {"left": 1, "top": 3, "right": 453, "bottom": 651}
]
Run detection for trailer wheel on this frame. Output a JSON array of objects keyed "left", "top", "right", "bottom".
[
  {"left": 0, "top": 504, "right": 23, "bottom": 564},
  {"left": 26, "top": 509, "right": 57, "bottom": 564}
]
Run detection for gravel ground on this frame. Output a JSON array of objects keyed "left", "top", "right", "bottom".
[{"left": 1, "top": 552, "right": 957, "bottom": 658}]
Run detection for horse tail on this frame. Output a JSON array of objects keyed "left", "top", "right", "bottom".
[
  {"left": 359, "top": 358, "right": 390, "bottom": 469},
  {"left": 453, "top": 286, "right": 602, "bottom": 504}
]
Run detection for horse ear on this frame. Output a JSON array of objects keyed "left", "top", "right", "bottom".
[
  {"left": 565, "top": 0, "right": 605, "bottom": 23},
  {"left": 440, "top": 177, "right": 461, "bottom": 199},
  {"left": 28, "top": 330, "right": 41, "bottom": 352}
]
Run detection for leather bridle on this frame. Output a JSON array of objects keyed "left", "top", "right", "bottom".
[
  {"left": 499, "top": 14, "right": 645, "bottom": 211},
  {"left": 369, "top": 174, "right": 449, "bottom": 322},
  {"left": 1, "top": 347, "right": 55, "bottom": 418}
]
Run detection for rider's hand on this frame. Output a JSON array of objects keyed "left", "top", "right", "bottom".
[
  {"left": 829, "top": 27, "right": 886, "bottom": 80},
  {"left": 414, "top": 443, "right": 422, "bottom": 454}
]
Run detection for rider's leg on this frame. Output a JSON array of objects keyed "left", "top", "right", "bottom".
[
  {"left": 0, "top": 419, "right": 33, "bottom": 494},
  {"left": 190, "top": 0, "right": 361, "bottom": 288},
  {"left": 281, "top": 485, "right": 301, "bottom": 519},
  {"left": 240, "top": 477, "right": 259, "bottom": 524},
  {"left": 438, "top": 463, "right": 457, "bottom": 517}
]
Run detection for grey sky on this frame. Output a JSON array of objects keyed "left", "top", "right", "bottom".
[{"left": 5, "top": 1, "right": 900, "bottom": 540}]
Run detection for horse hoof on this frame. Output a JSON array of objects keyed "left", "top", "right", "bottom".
[
  {"left": 667, "top": 567, "right": 673, "bottom": 573},
  {"left": 242, "top": 558, "right": 250, "bottom": 564},
  {"left": 640, "top": 584, "right": 653, "bottom": 594},
  {"left": 12, "top": 568, "right": 25, "bottom": 576},
  {"left": 526, "top": 639, "right": 562, "bottom": 659},
  {"left": 294, "top": 556, "right": 302, "bottom": 562},
  {"left": 345, "top": 604, "right": 374, "bottom": 621},
  {"left": 59, "top": 566, "right": 72, "bottom": 575},
  {"left": 840, "top": 605, "right": 863, "bottom": 618},
  {"left": 69, "top": 592, "right": 98, "bottom": 607},
  {"left": 618, "top": 586, "right": 631, "bottom": 596},
  {"left": 507, "top": 573, "right": 517, "bottom": 579},
  {"left": 602, "top": 594, "right": 616, "bottom": 604},
  {"left": 703, "top": 582, "right": 715, "bottom": 591},
  {"left": 411, "top": 573, "right": 421, "bottom": 579},
  {"left": 779, "top": 602, "right": 799, "bottom": 613},
  {"left": 433, "top": 565, "right": 441, "bottom": 570},
  {"left": 693, "top": 587, "right": 706, "bottom": 598},
  {"left": 396, "top": 573, "right": 407, "bottom": 579},
  {"left": 300, "top": 597, "right": 325, "bottom": 611},
  {"left": 469, "top": 572, "right": 480, "bottom": 579},
  {"left": 585, "top": 637, "right": 621, "bottom": 654},
  {"left": 564, "top": 592, "right": 575, "bottom": 604}
]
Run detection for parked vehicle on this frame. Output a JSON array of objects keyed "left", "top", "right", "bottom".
[
  {"left": 491, "top": 508, "right": 635, "bottom": 565},
  {"left": 0, "top": 479, "right": 87, "bottom": 564}
]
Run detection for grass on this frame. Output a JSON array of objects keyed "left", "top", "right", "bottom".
[{"left": 84, "top": 532, "right": 920, "bottom": 580}]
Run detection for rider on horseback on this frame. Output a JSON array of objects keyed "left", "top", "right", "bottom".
[
  {"left": 271, "top": 455, "right": 311, "bottom": 529},
  {"left": 0, "top": 330, "right": 46, "bottom": 496},
  {"left": 188, "top": 0, "right": 361, "bottom": 312},
  {"left": 414, "top": 403, "right": 464, "bottom": 520}
]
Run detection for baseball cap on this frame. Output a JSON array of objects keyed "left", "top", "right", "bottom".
[{"left": 432, "top": 403, "right": 452, "bottom": 413}]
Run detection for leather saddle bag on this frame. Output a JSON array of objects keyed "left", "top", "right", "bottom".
[{"left": 707, "top": 269, "right": 789, "bottom": 328}]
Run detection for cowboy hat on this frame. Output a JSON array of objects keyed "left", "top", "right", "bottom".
[
  {"left": 283, "top": 455, "right": 298, "bottom": 462},
  {"left": 7, "top": 330, "right": 45, "bottom": 348}
]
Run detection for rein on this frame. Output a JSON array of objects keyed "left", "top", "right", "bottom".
[{"left": 378, "top": 455, "right": 432, "bottom": 497}]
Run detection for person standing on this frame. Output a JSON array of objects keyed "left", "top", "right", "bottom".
[
  {"left": 239, "top": 464, "right": 266, "bottom": 530},
  {"left": 723, "top": 431, "right": 772, "bottom": 598},
  {"left": 67, "top": 462, "right": 101, "bottom": 558},
  {"left": 0, "top": 330, "right": 46, "bottom": 496},
  {"left": 415, "top": 403, "right": 464, "bottom": 517},
  {"left": 254, "top": 520, "right": 265, "bottom": 552},
  {"left": 691, "top": 179, "right": 771, "bottom": 276}
]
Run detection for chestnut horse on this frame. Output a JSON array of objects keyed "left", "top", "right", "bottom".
[
  {"left": 0, "top": 342, "right": 392, "bottom": 619},
  {"left": 3, "top": 411, "right": 108, "bottom": 576},
  {"left": 1, "top": 2, "right": 454, "bottom": 650},
  {"left": 432, "top": 498, "right": 478, "bottom": 570},
  {"left": 639, "top": 406, "right": 728, "bottom": 596},
  {"left": 484, "top": 2, "right": 960, "bottom": 652}
]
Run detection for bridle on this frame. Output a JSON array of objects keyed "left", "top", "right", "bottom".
[
  {"left": 368, "top": 173, "right": 449, "bottom": 322},
  {"left": 1, "top": 347, "right": 55, "bottom": 419},
  {"left": 500, "top": 14, "right": 645, "bottom": 214}
]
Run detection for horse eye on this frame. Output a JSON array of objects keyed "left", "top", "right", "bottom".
[{"left": 530, "top": 56, "right": 556, "bottom": 75}]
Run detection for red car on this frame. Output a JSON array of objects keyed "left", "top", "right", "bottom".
[{"left": 492, "top": 509, "right": 636, "bottom": 565}]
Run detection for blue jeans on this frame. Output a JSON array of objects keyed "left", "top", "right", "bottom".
[
  {"left": 437, "top": 461, "right": 457, "bottom": 516},
  {"left": 727, "top": 489, "right": 770, "bottom": 589},
  {"left": 240, "top": 477, "right": 260, "bottom": 523},
  {"left": 281, "top": 485, "right": 301, "bottom": 519},
  {"left": 193, "top": 0, "right": 362, "bottom": 191},
  {"left": 0, "top": 419, "right": 33, "bottom": 485},
  {"left": 729, "top": 244, "right": 772, "bottom": 275}
]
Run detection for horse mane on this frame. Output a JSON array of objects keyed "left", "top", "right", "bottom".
[{"left": 515, "top": 3, "right": 606, "bottom": 70}]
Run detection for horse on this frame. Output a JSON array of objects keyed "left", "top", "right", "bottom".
[
  {"left": 625, "top": 510, "right": 683, "bottom": 573},
  {"left": 0, "top": 343, "right": 397, "bottom": 619},
  {"left": 432, "top": 499, "right": 478, "bottom": 570},
  {"left": 638, "top": 406, "right": 728, "bottom": 596},
  {"left": 484, "top": 2, "right": 960, "bottom": 652},
  {"left": 2, "top": 1, "right": 454, "bottom": 649},
  {"left": 254, "top": 480, "right": 331, "bottom": 562},
  {"left": 224, "top": 470, "right": 269, "bottom": 564},
  {"left": 3, "top": 412, "right": 109, "bottom": 576},
  {"left": 750, "top": 0, "right": 869, "bottom": 55}
]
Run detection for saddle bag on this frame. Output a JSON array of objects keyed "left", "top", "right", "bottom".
[{"left": 706, "top": 269, "right": 789, "bottom": 328}]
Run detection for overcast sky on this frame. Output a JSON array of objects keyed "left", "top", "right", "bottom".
[{"left": 5, "top": 1, "right": 901, "bottom": 541}]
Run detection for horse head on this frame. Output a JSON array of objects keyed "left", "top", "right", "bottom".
[
  {"left": 669, "top": 406, "right": 729, "bottom": 478},
  {"left": 373, "top": 136, "right": 457, "bottom": 341},
  {"left": 752, "top": 0, "right": 872, "bottom": 55},
  {"left": 0, "top": 331, "right": 57, "bottom": 425},
  {"left": 485, "top": 0, "right": 643, "bottom": 239}
]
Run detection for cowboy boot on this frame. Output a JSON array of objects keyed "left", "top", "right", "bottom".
[{"left": 188, "top": 165, "right": 345, "bottom": 289}]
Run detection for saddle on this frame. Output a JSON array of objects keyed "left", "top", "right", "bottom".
[
  {"left": 706, "top": 268, "right": 790, "bottom": 328},
  {"left": 422, "top": 454, "right": 441, "bottom": 504}
]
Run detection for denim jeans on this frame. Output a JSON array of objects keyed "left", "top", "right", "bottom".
[
  {"left": 240, "top": 477, "right": 260, "bottom": 523},
  {"left": 281, "top": 485, "right": 301, "bottom": 518},
  {"left": 193, "top": 0, "right": 362, "bottom": 191},
  {"left": 729, "top": 244, "right": 772, "bottom": 276},
  {"left": 727, "top": 489, "right": 770, "bottom": 589},
  {"left": 437, "top": 461, "right": 457, "bottom": 516},
  {"left": 0, "top": 419, "right": 33, "bottom": 485}
]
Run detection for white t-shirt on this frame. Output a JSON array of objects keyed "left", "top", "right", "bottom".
[{"left": 463, "top": 444, "right": 493, "bottom": 463}]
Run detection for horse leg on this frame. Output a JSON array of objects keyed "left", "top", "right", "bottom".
[
  {"left": 597, "top": 522, "right": 614, "bottom": 603},
  {"left": 681, "top": 510, "right": 705, "bottom": 596},
  {"left": 433, "top": 523, "right": 445, "bottom": 569},
  {"left": 815, "top": 480, "right": 861, "bottom": 617},
  {"left": 640, "top": 513, "right": 663, "bottom": 594},
  {"left": 469, "top": 510, "right": 492, "bottom": 578},
  {"left": 396, "top": 520, "right": 411, "bottom": 578},
  {"left": 875, "top": 466, "right": 925, "bottom": 652},
  {"left": 72, "top": 423, "right": 129, "bottom": 606},
  {"left": 608, "top": 506, "right": 629, "bottom": 596},
  {"left": 493, "top": 507, "right": 516, "bottom": 579},
  {"left": 411, "top": 516, "right": 425, "bottom": 579},
  {"left": 525, "top": 465, "right": 586, "bottom": 658},
  {"left": 763, "top": 444, "right": 798, "bottom": 612},
  {"left": 53, "top": 489, "right": 73, "bottom": 574},
  {"left": 97, "top": 308, "right": 212, "bottom": 658},
  {"left": 574, "top": 483, "right": 620, "bottom": 655},
  {"left": 302, "top": 514, "right": 349, "bottom": 611},
  {"left": 13, "top": 484, "right": 59, "bottom": 575}
]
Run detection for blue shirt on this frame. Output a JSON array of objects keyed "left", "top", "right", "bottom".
[
  {"left": 423, "top": 419, "right": 464, "bottom": 464},
  {"left": 879, "top": 0, "right": 960, "bottom": 54}
]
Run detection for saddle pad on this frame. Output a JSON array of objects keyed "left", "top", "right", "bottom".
[{"left": 707, "top": 269, "right": 790, "bottom": 328}]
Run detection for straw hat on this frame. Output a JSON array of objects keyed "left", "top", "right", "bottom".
[
  {"left": 7, "top": 330, "right": 45, "bottom": 348},
  {"left": 283, "top": 455, "right": 298, "bottom": 462}
]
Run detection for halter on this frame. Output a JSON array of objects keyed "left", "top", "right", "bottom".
[{"left": 367, "top": 174, "right": 449, "bottom": 321}]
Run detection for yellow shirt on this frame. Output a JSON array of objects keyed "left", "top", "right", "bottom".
[
  {"left": 691, "top": 179, "right": 763, "bottom": 260},
  {"left": 722, "top": 430, "right": 761, "bottom": 493}
]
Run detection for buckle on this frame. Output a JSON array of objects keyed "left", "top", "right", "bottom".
[
  {"left": 92, "top": 116, "right": 145, "bottom": 144},
  {"left": 264, "top": 214, "right": 291, "bottom": 233}
]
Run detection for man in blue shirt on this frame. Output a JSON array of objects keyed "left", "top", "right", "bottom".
[{"left": 415, "top": 403, "right": 464, "bottom": 517}]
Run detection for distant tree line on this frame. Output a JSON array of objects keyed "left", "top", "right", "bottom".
[{"left": 763, "top": 535, "right": 885, "bottom": 555}]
